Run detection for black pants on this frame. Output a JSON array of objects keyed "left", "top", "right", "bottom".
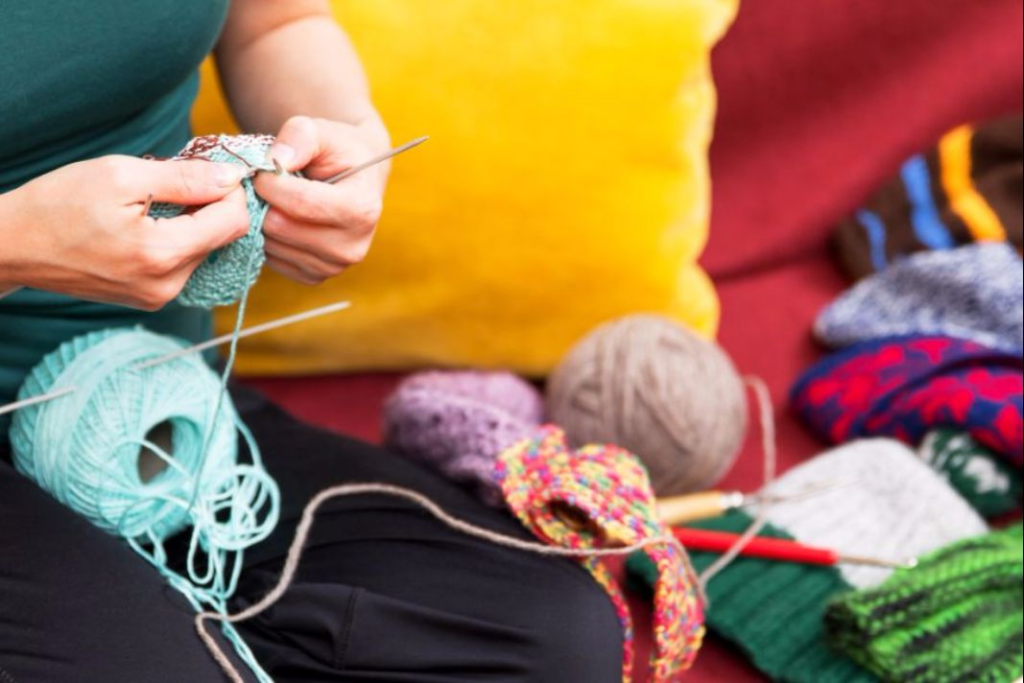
[{"left": 0, "top": 388, "right": 621, "bottom": 682}]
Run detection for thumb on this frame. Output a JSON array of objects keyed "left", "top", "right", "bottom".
[
  {"left": 152, "top": 188, "right": 251, "bottom": 257},
  {"left": 140, "top": 158, "right": 249, "bottom": 205}
]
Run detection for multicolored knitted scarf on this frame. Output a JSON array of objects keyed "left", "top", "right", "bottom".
[
  {"left": 791, "top": 335, "right": 1023, "bottom": 467},
  {"left": 826, "top": 524, "right": 1023, "bottom": 683},
  {"left": 496, "top": 425, "right": 705, "bottom": 682}
]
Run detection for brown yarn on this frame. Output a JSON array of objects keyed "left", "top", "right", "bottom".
[{"left": 547, "top": 314, "right": 748, "bottom": 496}]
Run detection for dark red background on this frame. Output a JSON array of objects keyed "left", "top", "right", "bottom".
[{"left": 245, "top": 1, "right": 1024, "bottom": 678}]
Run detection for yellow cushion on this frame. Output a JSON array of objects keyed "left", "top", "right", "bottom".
[{"left": 194, "top": 0, "right": 736, "bottom": 376}]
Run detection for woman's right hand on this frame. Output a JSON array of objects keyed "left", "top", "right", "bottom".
[{"left": 0, "top": 155, "right": 251, "bottom": 310}]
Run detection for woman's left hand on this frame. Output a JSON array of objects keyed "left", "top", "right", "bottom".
[{"left": 254, "top": 115, "right": 389, "bottom": 285}]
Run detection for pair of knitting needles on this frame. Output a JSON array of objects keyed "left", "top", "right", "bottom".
[
  {"left": 0, "top": 136, "right": 430, "bottom": 302},
  {"left": 0, "top": 300, "right": 352, "bottom": 418}
]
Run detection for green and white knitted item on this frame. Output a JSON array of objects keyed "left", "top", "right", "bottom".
[
  {"left": 826, "top": 524, "right": 1023, "bottom": 683},
  {"left": 919, "top": 430, "right": 1023, "bottom": 518},
  {"left": 627, "top": 440, "right": 987, "bottom": 682},
  {"left": 149, "top": 134, "right": 272, "bottom": 308}
]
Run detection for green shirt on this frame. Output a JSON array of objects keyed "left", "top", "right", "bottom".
[{"left": 0, "top": 1, "right": 230, "bottom": 408}]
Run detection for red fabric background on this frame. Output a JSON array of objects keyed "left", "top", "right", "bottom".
[{"left": 245, "top": 1, "right": 1023, "bottom": 679}]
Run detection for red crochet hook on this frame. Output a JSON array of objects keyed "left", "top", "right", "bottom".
[{"left": 673, "top": 527, "right": 916, "bottom": 569}]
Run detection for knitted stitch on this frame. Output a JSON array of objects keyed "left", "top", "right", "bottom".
[
  {"left": 791, "top": 336, "right": 1024, "bottom": 467},
  {"left": 496, "top": 425, "right": 704, "bottom": 682},
  {"left": 919, "top": 430, "right": 1023, "bottom": 518},
  {"left": 826, "top": 524, "right": 1023, "bottom": 683},
  {"left": 149, "top": 134, "right": 272, "bottom": 308},
  {"left": 383, "top": 371, "right": 543, "bottom": 505},
  {"left": 816, "top": 243, "right": 1023, "bottom": 353}
]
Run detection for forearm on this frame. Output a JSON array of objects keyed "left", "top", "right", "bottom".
[{"left": 215, "top": 5, "right": 388, "bottom": 149}]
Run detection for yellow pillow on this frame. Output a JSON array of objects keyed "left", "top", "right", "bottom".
[{"left": 194, "top": 0, "right": 736, "bottom": 376}]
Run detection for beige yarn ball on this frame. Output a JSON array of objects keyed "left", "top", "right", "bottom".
[{"left": 547, "top": 314, "right": 748, "bottom": 496}]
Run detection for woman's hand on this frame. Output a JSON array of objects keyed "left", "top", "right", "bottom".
[
  {"left": 0, "top": 156, "right": 249, "bottom": 310},
  {"left": 253, "top": 115, "right": 389, "bottom": 285}
]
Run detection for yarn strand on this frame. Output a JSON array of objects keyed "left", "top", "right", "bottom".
[{"left": 196, "top": 482, "right": 678, "bottom": 683}]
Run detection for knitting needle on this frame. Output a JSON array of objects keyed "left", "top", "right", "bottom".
[
  {"left": 0, "top": 300, "right": 352, "bottom": 417},
  {"left": 0, "top": 286, "right": 22, "bottom": 301},
  {"left": 322, "top": 136, "right": 429, "bottom": 184},
  {"left": 673, "top": 527, "right": 918, "bottom": 569},
  {"left": 658, "top": 479, "right": 857, "bottom": 526}
]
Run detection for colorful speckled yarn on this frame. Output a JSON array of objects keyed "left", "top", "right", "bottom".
[
  {"left": 496, "top": 425, "right": 705, "bottom": 682},
  {"left": 383, "top": 371, "right": 544, "bottom": 505},
  {"left": 826, "top": 524, "right": 1023, "bottom": 683},
  {"left": 149, "top": 134, "right": 273, "bottom": 308}
]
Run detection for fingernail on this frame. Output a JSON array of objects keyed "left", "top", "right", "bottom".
[
  {"left": 215, "top": 163, "right": 248, "bottom": 187},
  {"left": 267, "top": 144, "right": 296, "bottom": 169}
]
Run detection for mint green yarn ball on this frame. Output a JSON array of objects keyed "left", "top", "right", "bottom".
[{"left": 9, "top": 328, "right": 241, "bottom": 540}]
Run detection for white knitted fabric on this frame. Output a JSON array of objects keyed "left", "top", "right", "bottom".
[{"left": 751, "top": 439, "right": 987, "bottom": 589}]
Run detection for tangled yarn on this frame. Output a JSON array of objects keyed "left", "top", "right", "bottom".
[
  {"left": 815, "top": 243, "right": 1024, "bottom": 353},
  {"left": 9, "top": 327, "right": 280, "bottom": 681},
  {"left": 826, "top": 524, "right": 1023, "bottom": 683},
  {"left": 496, "top": 425, "right": 705, "bottom": 681},
  {"left": 547, "top": 315, "right": 748, "bottom": 496},
  {"left": 383, "top": 370, "right": 543, "bottom": 505},
  {"left": 149, "top": 134, "right": 273, "bottom": 308},
  {"left": 792, "top": 335, "right": 1023, "bottom": 467}
]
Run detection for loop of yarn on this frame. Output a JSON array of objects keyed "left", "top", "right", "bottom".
[
  {"left": 10, "top": 327, "right": 280, "bottom": 682},
  {"left": 383, "top": 371, "right": 544, "bottom": 505},
  {"left": 496, "top": 425, "right": 706, "bottom": 682},
  {"left": 149, "top": 134, "right": 274, "bottom": 308},
  {"left": 547, "top": 314, "right": 748, "bottom": 496}
]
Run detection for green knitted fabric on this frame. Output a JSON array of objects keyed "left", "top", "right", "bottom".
[
  {"left": 919, "top": 430, "right": 1023, "bottom": 518},
  {"left": 627, "top": 512, "right": 876, "bottom": 683},
  {"left": 826, "top": 524, "right": 1023, "bottom": 683}
]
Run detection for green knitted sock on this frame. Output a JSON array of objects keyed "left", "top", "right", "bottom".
[
  {"left": 826, "top": 524, "right": 1023, "bottom": 683},
  {"left": 919, "top": 430, "right": 1023, "bottom": 518},
  {"left": 627, "top": 511, "right": 877, "bottom": 683}
]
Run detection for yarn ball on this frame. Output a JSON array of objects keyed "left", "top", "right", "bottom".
[
  {"left": 383, "top": 371, "right": 544, "bottom": 505},
  {"left": 149, "top": 134, "right": 273, "bottom": 308},
  {"left": 9, "top": 327, "right": 242, "bottom": 540},
  {"left": 547, "top": 314, "right": 747, "bottom": 496}
]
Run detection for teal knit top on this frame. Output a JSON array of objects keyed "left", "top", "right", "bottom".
[{"left": 0, "top": 1, "right": 229, "bottom": 408}]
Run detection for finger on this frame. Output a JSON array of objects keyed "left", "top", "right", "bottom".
[
  {"left": 264, "top": 236, "right": 340, "bottom": 279},
  {"left": 150, "top": 188, "right": 251, "bottom": 257},
  {"left": 255, "top": 171, "right": 382, "bottom": 229},
  {"left": 122, "top": 157, "right": 249, "bottom": 205},
  {"left": 262, "top": 211, "right": 370, "bottom": 266},
  {"left": 266, "top": 116, "right": 372, "bottom": 178},
  {"left": 266, "top": 254, "right": 324, "bottom": 286}
]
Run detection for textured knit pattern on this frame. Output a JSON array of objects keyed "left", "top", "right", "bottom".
[
  {"left": 496, "top": 426, "right": 704, "bottom": 682},
  {"left": 149, "top": 134, "right": 272, "bottom": 308},
  {"left": 383, "top": 371, "right": 543, "bottom": 505},
  {"left": 832, "top": 115, "right": 1023, "bottom": 280},
  {"left": 919, "top": 430, "right": 1023, "bottom": 518},
  {"left": 791, "top": 336, "right": 1024, "bottom": 467},
  {"left": 627, "top": 512, "right": 876, "bottom": 683},
  {"left": 748, "top": 439, "right": 987, "bottom": 589},
  {"left": 816, "top": 243, "right": 1024, "bottom": 352},
  {"left": 826, "top": 524, "right": 1024, "bottom": 683}
]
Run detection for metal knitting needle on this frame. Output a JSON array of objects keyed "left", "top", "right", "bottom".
[
  {"left": 322, "top": 136, "right": 429, "bottom": 184},
  {"left": 0, "top": 300, "right": 352, "bottom": 417},
  {"left": 0, "top": 286, "right": 23, "bottom": 301}
]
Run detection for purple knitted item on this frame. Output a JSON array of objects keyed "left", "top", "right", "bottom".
[{"left": 383, "top": 371, "right": 544, "bottom": 505}]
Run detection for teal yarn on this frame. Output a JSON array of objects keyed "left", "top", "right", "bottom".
[
  {"left": 149, "top": 134, "right": 273, "bottom": 308},
  {"left": 10, "top": 327, "right": 280, "bottom": 682}
]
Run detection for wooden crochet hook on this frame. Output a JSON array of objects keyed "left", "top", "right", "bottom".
[
  {"left": 658, "top": 480, "right": 855, "bottom": 526},
  {"left": 673, "top": 527, "right": 917, "bottom": 569}
]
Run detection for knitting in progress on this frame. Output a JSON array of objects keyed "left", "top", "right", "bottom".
[
  {"left": 497, "top": 425, "right": 706, "bottom": 681},
  {"left": 149, "top": 134, "right": 274, "bottom": 308},
  {"left": 792, "top": 335, "right": 1024, "bottom": 466},
  {"left": 826, "top": 523, "right": 1023, "bottom": 683},
  {"left": 627, "top": 438, "right": 988, "bottom": 683},
  {"left": 815, "top": 243, "right": 1024, "bottom": 353},
  {"left": 383, "top": 370, "right": 544, "bottom": 505},
  {"left": 9, "top": 327, "right": 280, "bottom": 680},
  {"left": 547, "top": 314, "right": 748, "bottom": 497},
  {"left": 832, "top": 115, "right": 1023, "bottom": 280}
]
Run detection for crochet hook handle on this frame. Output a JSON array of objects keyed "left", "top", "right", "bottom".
[{"left": 673, "top": 527, "right": 915, "bottom": 569}]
